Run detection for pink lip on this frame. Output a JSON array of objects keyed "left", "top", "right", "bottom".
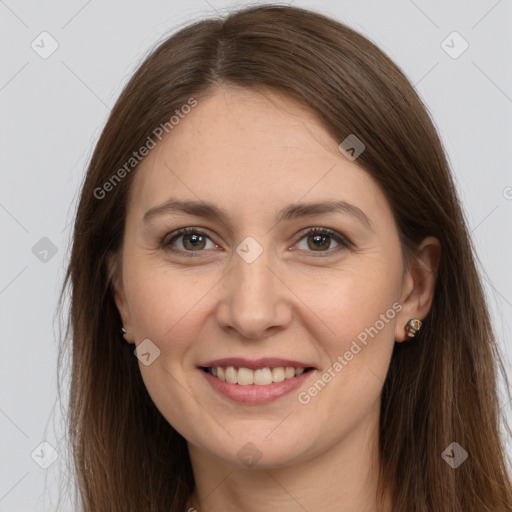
[
  {"left": 200, "top": 357, "right": 314, "bottom": 370},
  {"left": 199, "top": 368, "right": 315, "bottom": 404}
]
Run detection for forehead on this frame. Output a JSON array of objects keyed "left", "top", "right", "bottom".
[{"left": 128, "top": 86, "right": 386, "bottom": 224}]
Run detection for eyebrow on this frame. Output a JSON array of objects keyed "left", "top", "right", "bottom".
[{"left": 143, "top": 198, "right": 373, "bottom": 230}]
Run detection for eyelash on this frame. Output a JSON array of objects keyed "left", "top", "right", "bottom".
[{"left": 160, "top": 227, "right": 352, "bottom": 258}]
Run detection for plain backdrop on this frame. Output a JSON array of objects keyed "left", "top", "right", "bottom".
[{"left": 0, "top": 0, "right": 511, "bottom": 510}]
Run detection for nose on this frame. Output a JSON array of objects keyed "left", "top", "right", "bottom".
[{"left": 215, "top": 247, "right": 293, "bottom": 340}]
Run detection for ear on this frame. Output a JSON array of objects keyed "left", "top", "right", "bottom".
[
  {"left": 395, "top": 236, "right": 441, "bottom": 343},
  {"left": 106, "top": 251, "right": 135, "bottom": 344}
]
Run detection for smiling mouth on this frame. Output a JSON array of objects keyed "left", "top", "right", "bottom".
[{"left": 201, "top": 366, "right": 314, "bottom": 386}]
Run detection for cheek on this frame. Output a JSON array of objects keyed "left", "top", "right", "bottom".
[
  {"left": 333, "top": 277, "right": 398, "bottom": 338},
  {"left": 302, "top": 259, "right": 400, "bottom": 336},
  {"left": 123, "top": 256, "right": 222, "bottom": 360},
  {"left": 296, "top": 271, "right": 399, "bottom": 431},
  {"left": 122, "top": 262, "right": 216, "bottom": 435},
  {"left": 292, "top": 258, "right": 401, "bottom": 387}
]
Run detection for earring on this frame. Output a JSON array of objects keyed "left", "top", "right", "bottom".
[
  {"left": 405, "top": 318, "right": 422, "bottom": 338},
  {"left": 121, "top": 326, "right": 135, "bottom": 344}
]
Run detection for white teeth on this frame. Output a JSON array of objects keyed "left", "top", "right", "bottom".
[
  {"left": 208, "top": 366, "right": 309, "bottom": 385},
  {"left": 271, "top": 367, "right": 285, "bottom": 382},
  {"left": 237, "top": 367, "right": 254, "bottom": 385},
  {"left": 285, "top": 367, "right": 295, "bottom": 379},
  {"left": 254, "top": 368, "right": 273, "bottom": 385},
  {"left": 225, "top": 366, "right": 238, "bottom": 384}
]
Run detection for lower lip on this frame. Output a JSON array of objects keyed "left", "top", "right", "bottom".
[{"left": 200, "top": 369, "right": 314, "bottom": 404}]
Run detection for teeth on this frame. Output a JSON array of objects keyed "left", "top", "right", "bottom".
[
  {"left": 271, "top": 367, "right": 285, "bottom": 382},
  {"left": 285, "top": 366, "right": 295, "bottom": 379},
  {"left": 208, "top": 366, "right": 309, "bottom": 385},
  {"left": 225, "top": 366, "right": 237, "bottom": 384},
  {"left": 254, "top": 368, "right": 272, "bottom": 385},
  {"left": 237, "top": 367, "right": 254, "bottom": 385}
]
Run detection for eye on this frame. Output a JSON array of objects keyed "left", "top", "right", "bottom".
[
  {"left": 161, "top": 227, "right": 218, "bottom": 257},
  {"left": 161, "top": 226, "right": 351, "bottom": 258},
  {"left": 293, "top": 227, "right": 351, "bottom": 255}
]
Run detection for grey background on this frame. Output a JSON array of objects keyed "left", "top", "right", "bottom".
[{"left": 0, "top": 0, "right": 511, "bottom": 510}]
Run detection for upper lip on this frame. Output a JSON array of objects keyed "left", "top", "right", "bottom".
[{"left": 200, "top": 357, "right": 315, "bottom": 370}]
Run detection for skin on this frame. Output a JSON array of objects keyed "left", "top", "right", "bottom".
[{"left": 110, "top": 85, "right": 440, "bottom": 512}]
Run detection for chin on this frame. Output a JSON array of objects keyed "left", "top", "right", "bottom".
[{"left": 196, "top": 428, "right": 316, "bottom": 470}]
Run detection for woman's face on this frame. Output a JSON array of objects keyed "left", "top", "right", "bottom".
[{"left": 111, "top": 85, "right": 425, "bottom": 469}]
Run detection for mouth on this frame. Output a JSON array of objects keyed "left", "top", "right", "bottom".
[
  {"left": 198, "top": 358, "right": 317, "bottom": 404},
  {"left": 201, "top": 365, "right": 315, "bottom": 385}
]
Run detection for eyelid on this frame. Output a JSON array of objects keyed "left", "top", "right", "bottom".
[
  {"left": 295, "top": 226, "right": 351, "bottom": 245},
  {"left": 161, "top": 226, "right": 352, "bottom": 257},
  {"left": 160, "top": 227, "right": 219, "bottom": 257}
]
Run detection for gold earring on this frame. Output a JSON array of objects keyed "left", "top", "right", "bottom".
[{"left": 405, "top": 318, "right": 422, "bottom": 338}]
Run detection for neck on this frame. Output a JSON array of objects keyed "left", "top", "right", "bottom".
[{"left": 186, "top": 409, "right": 392, "bottom": 512}]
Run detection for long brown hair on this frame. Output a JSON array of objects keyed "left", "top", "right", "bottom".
[{"left": 58, "top": 4, "right": 512, "bottom": 511}]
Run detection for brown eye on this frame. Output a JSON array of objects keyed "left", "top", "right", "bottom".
[
  {"left": 295, "top": 227, "right": 351, "bottom": 255},
  {"left": 307, "top": 233, "right": 332, "bottom": 251},
  {"left": 161, "top": 226, "right": 350, "bottom": 258},
  {"left": 181, "top": 233, "right": 206, "bottom": 251},
  {"left": 162, "top": 228, "right": 217, "bottom": 256}
]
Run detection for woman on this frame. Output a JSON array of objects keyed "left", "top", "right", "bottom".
[{"left": 59, "top": 4, "right": 512, "bottom": 511}]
